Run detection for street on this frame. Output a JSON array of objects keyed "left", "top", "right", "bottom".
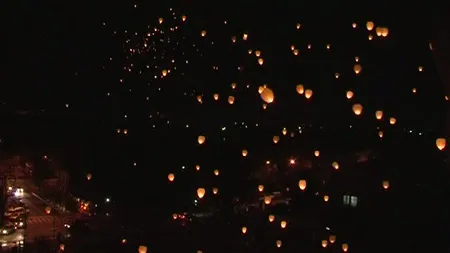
[
  {"left": 0, "top": 229, "right": 25, "bottom": 249},
  {"left": 0, "top": 178, "right": 73, "bottom": 251},
  {"left": 21, "top": 191, "right": 67, "bottom": 241}
]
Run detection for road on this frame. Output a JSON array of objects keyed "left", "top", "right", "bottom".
[
  {"left": 21, "top": 191, "right": 67, "bottom": 241},
  {"left": 0, "top": 178, "right": 73, "bottom": 250},
  {"left": 22, "top": 192, "right": 46, "bottom": 217},
  {"left": 0, "top": 229, "right": 25, "bottom": 250}
]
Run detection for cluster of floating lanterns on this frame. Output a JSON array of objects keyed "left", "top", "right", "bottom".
[{"left": 97, "top": 6, "right": 448, "bottom": 251}]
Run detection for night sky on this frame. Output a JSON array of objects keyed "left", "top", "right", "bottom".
[{"left": 4, "top": 2, "right": 449, "bottom": 252}]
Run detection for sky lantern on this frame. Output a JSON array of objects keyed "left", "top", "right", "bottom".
[
  {"left": 376, "top": 27, "right": 383, "bottom": 36},
  {"left": 242, "top": 33, "right": 248, "bottom": 40},
  {"left": 248, "top": 49, "right": 252, "bottom": 54},
  {"left": 241, "top": 226, "right": 247, "bottom": 234},
  {"left": 436, "top": 138, "right": 446, "bottom": 150},
  {"left": 368, "top": 34, "right": 373, "bottom": 40},
  {"left": 418, "top": 66, "right": 423, "bottom": 72},
  {"left": 355, "top": 56, "right": 359, "bottom": 62},
  {"left": 45, "top": 206, "right": 51, "bottom": 214},
  {"left": 268, "top": 215, "right": 275, "bottom": 222},
  {"left": 261, "top": 88, "right": 274, "bottom": 103},
  {"left": 213, "top": 93, "right": 219, "bottom": 100},
  {"left": 214, "top": 169, "right": 219, "bottom": 176},
  {"left": 212, "top": 187, "right": 218, "bottom": 194},
  {"left": 258, "top": 58, "right": 264, "bottom": 65},
  {"left": 378, "top": 131, "right": 384, "bottom": 138},
  {"left": 196, "top": 165, "right": 200, "bottom": 171},
  {"left": 255, "top": 50, "right": 261, "bottom": 57},
  {"left": 197, "top": 188, "right": 206, "bottom": 199},
  {"left": 138, "top": 246, "right": 148, "bottom": 253},
  {"left": 280, "top": 221, "right": 287, "bottom": 228},
  {"left": 296, "top": 84, "right": 304, "bottom": 94},
  {"left": 335, "top": 72, "right": 340, "bottom": 79},
  {"left": 264, "top": 196, "right": 272, "bottom": 204},
  {"left": 231, "top": 36, "right": 237, "bottom": 43},
  {"left": 276, "top": 240, "right": 282, "bottom": 248},
  {"left": 282, "top": 128, "right": 287, "bottom": 136},
  {"left": 162, "top": 69, "right": 168, "bottom": 76},
  {"left": 298, "top": 180, "right": 307, "bottom": 190},
  {"left": 201, "top": 30, "right": 207, "bottom": 37},
  {"left": 389, "top": 117, "right": 396, "bottom": 125},
  {"left": 305, "top": 89, "right": 313, "bottom": 99},
  {"left": 352, "top": 22, "right": 357, "bottom": 28},
  {"left": 353, "top": 64, "right": 362, "bottom": 74},
  {"left": 346, "top": 90, "right": 354, "bottom": 99},
  {"left": 262, "top": 104, "right": 267, "bottom": 110},
  {"left": 86, "top": 173, "right": 92, "bottom": 181},
  {"left": 231, "top": 82, "right": 237, "bottom": 89},
  {"left": 228, "top": 96, "right": 235, "bottom": 104},
  {"left": 198, "top": 135, "right": 206, "bottom": 144},
  {"left": 296, "top": 23, "right": 301, "bottom": 29},
  {"left": 197, "top": 95, "right": 202, "bottom": 103},
  {"left": 352, "top": 103, "right": 363, "bottom": 115},
  {"left": 273, "top": 135, "right": 280, "bottom": 144},
  {"left": 168, "top": 173, "right": 175, "bottom": 182},
  {"left": 314, "top": 150, "right": 320, "bottom": 157},
  {"left": 242, "top": 149, "right": 248, "bottom": 157},
  {"left": 293, "top": 49, "right": 299, "bottom": 55},
  {"left": 381, "top": 27, "right": 389, "bottom": 37},
  {"left": 375, "top": 110, "right": 383, "bottom": 120},
  {"left": 258, "top": 86, "right": 265, "bottom": 94},
  {"left": 342, "top": 243, "right": 349, "bottom": 252},
  {"left": 332, "top": 161, "right": 339, "bottom": 170},
  {"left": 366, "top": 21, "right": 374, "bottom": 31},
  {"left": 322, "top": 240, "right": 328, "bottom": 248},
  {"left": 329, "top": 235, "right": 336, "bottom": 243},
  {"left": 382, "top": 180, "right": 390, "bottom": 190},
  {"left": 323, "top": 195, "right": 329, "bottom": 202},
  {"left": 158, "top": 17, "right": 164, "bottom": 24},
  {"left": 326, "top": 44, "right": 331, "bottom": 50},
  {"left": 181, "top": 15, "right": 187, "bottom": 22},
  {"left": 258, "top": 185, "right": 264, "bottom": 192}
]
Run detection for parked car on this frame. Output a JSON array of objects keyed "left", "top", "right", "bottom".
[
  {"left": 8, "top": 215, "right": 27, "bottom": 229},
  {"left": 4, "top": 207, "right": 29, "bottom": 218},
  {"left": 0, "top": 223, "right": 16, "bottom": 235}
]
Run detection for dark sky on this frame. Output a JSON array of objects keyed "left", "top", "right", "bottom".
[
  {"left": 4, "top": 2, "right": 440, "bottom": 110},
  {"left": 3, "top": 2, "right": 448, "bottom": 200}
]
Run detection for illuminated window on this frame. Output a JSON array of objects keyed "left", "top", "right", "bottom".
[
  {"left": 343, "top": 195, "right": 358, "bottom": 207},
  {"left": 343, "top": 195, "right": 350, "bottom": 205},
  {"left": 350, "top": 196, "right": 358, "bottom": 207}
]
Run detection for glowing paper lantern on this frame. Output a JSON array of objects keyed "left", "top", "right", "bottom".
[{"left": 197, "top": 188, "right": 206, "bottom": 198}]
